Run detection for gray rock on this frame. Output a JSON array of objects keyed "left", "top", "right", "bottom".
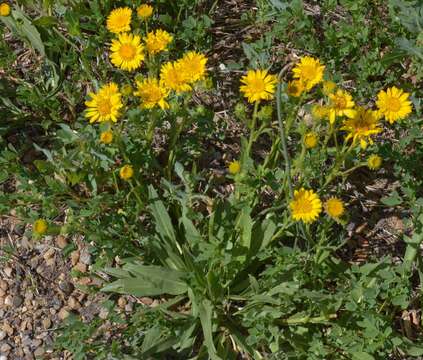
[{"left": 12, "top": 295, "right": 24, "bottom": 307}]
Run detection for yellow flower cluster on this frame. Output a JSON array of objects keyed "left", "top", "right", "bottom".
[
  {"left": 85, "top": 6, "right": 208, "bottom": 120},
  {"left": 106, "top": 7, "right": 173, "bottom": 72},
  {"left": 290, "top": 189, "right": 346, "bottom": 224}
]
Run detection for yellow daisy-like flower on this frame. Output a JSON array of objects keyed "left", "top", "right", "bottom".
[
  {"left": 367, "top": 154, "right": 382, "bottom": 170},
  {"left": 322, "top": 80, "right": 336, "bottom": 95},
  {"left": 145, "top": 29, "right": 173, "bottom": 55},
  {"left": 0, "top": 3, "right": 11, "bottom": 16},
  {"left": 110, "top": 33, "right": 144, "bottom": 71},
  {"left": 106, "top": 7, "right": 132, "bottom": 34},
  {"left": 160, "top": 61, "right": 191, "bottom": 93},
  {"left": 240, "top": 69, "right": 277, "bottom": 103},
  {"left": 85, "top": 83, "right": 123, "bottom": 124},
  {"left": 311, "top": 104, "right": 329, "bottom": 121},
  {"left": 376, "top": 86, "right": 412, "bottom": 124},
  {"left": 292, "top": 56, "right": 325, "bottom": 91},
  {"left": 327, "top": 89, "right": 356, "bottom": 124},
  {"left": 304, "top": 132, "right": 318, "bottom": 149},
  {"left": 100, "top": 130, "right": 113, "bottom": 144},
  {"left": 341, "top": 107, "right": 382, "bottom": 149},
  {"left": 119, "top": 165, "right": 134, "bottom": 180},
  {"left": 134, "top": 78, "right": 169, "bottom": 110},
  {"left": 228, "top": 160, "right": 241, "bottom": 175},
  {"left": 325, "top": 197, "right": 345, "bottom": 219},
  {"left": 177, "top": 51, "right": 208, "bottom": 83},
  {"left": 33, "top": 219, "right": 48, "bottom": 235},
  {"left": 137, "top": 4, "right": 153, "bottom": 19},
  {"left": 287, "top": 80, "right": 305, "bottom": 97},
  {"left": 290, "top": 188, "right": 322, "bottom": 223}
]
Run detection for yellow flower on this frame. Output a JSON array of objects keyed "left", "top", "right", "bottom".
[
  {"left": 325, "top": 197, "right": 345, "bottom": 219},
  {"left": 287, "top": 80, "right": 305, "bottom": 97},
  {"left": 160, "top": 61, "right": 191, "bottom": 93},
  {"left": 177, "top": 51, "right": 208, "bottom": 83},
  {"left": 341, "top": 107, "right": 381, "bottom": 149},
  {"left": 134, "top": 78, "right": 169, "bottom": 110},
  {"left": 110, "top": 33, "right": 144, "bottom": 71},
  {"left": 240, "top": 69, "right": 277, "bottom": 103},
  {"left": 33, "top": 219, "right": 48, "bottom": 235},
  {"left": 376, "top": 86, "right": 412, "bottom": 124},
  {"left": 367, "top": 154, "right": 382, "bottom": 170},
  {"left": 85, "top": 83, "right": 123, "bottom": 123},
  {"left": 106, "top": 7, "right": 132, "bottom": 34},
  {"left": 228, "top": 160, "right": 241, "bottom": 175},
  {"left": 304, "top": 132, "right": 318, "bottom": 149},
  {"left": 292, "top": 56, "right": 325, "bottom": 91},
  {"left": 322, "top": 80, "right": 336, "bottom": 95},
  {"left": 0, "top": 3, "right": 11, "bottom": 16},
  {"left": 327, "top": 89, "right": 356, "bottom": 124},
  {"left": 311, "top": 104, "right": 328, "bottom": 121},
  {"left": 145, "top": 29, "right": 173, "bottom": 55},
  {"left": 290, "top": 188, "right": 322, "bottom": 223},
  {"left": 100, "top": 130, "right": 113, "bottom": 144},
  {"left": 137, "top": 4, "right": 153, "bottom": 19},
  {"left": 119, "top": 165, "right": 134, "bottom": 180}
]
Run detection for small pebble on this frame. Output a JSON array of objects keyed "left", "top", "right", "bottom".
[
  {"left": 42, "top": 318, "right": 51, "bottom": 329},
  {"left": 79, "top": 249, "right": 92, "bottom": 265},
  {"left": 12, "top": 295, "right": 24, "bottom": 307},
  {"left": 58, "top": 307, "right": 70, "bottom": 320},
  {"left": 0, "top": 330, "right": 6, "bottom": 340},
  {"left": 43, "top": 248, "right": 55, "bottom": 260},
  {"left": 117, "top": 297, "right": 127, "bottom": 308},
  {"left": 58, "top": 281, "right": 74, "bottom": 295},
  {"left": 70, "top": 251, "right": 80, "bottom": 266},
  {"left": 74, "top": 263, "right": 87, "bottom": 273},
  {"left": 0, "top": 280, "right": 8, "bottom": 291},
  {"left": 4, "top": 295, "right": 13, "bottom": 307},
  {"left": 34, "top": 346, "right": 45, "bottom": 357},
  {"left": 56, "top": 235, "right": 68, "bottom": 249},
  {"left": 0, "top": 343, "right": 11, "bottom": 353},
  {"left": 4, "top": 267, "right": 12, "bottom": 277}
]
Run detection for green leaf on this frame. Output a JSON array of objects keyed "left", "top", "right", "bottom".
[
  {"left": 381, "top": 191, "right": 402, "bottom": 206},
  {"left": 148, "top": 186, "right": 177, "bottom": 245},
  {"left": 198, "top": 299, "right": 220, "bottom": 360},
  {"left": 406, "top": 345, "right": 423, "bottom": 356},
  {"left": 102, "top": 264, "right": 188, "bottom": 296},
  {"left": 1, "top": 9, "right": 45, "bottom": 56},
  {"left": 351, "top": 352, "right": 375, "bottom": 360},
  {"left": 237, "top": 206, "right": 252, "bottom": 250}
]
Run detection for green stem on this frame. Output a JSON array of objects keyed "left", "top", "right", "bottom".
[
  {"left": 276, "top": 80, "right": 293, "bottom": 198},
  {"left": 246, "top": 101, "right": 260, "bottom": 157}
]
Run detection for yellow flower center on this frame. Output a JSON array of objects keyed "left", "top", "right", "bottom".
[
  {"left": 386, "top": 97, "right": 401, "bottom": 112},
  {"left": 334, "top": 96, "right": 347, "bottom": 109},
  {"left": 143, "top": 87, "right": 162, "bottom": 102},
  {"left": 294, "top": 198, "right": 313, "bottom": 215},
  {"left": 97, "top": 99, "right": 112, "bottom": 115},
  {"left": 250, "top": 78, "right": 265, "bottom": 93},
  {"left": 327, "top": 201, "right": 343, "bottom": 217},
  {"left": 301, "top": 65, "right": 315, "bottom": 80},
  {"left": 119, "top": 44, "right": 136, "bottom": 60}
]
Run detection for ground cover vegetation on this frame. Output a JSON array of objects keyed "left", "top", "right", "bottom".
[{"left": 0, "top": 0, "right": 423, "bottom": 359}]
